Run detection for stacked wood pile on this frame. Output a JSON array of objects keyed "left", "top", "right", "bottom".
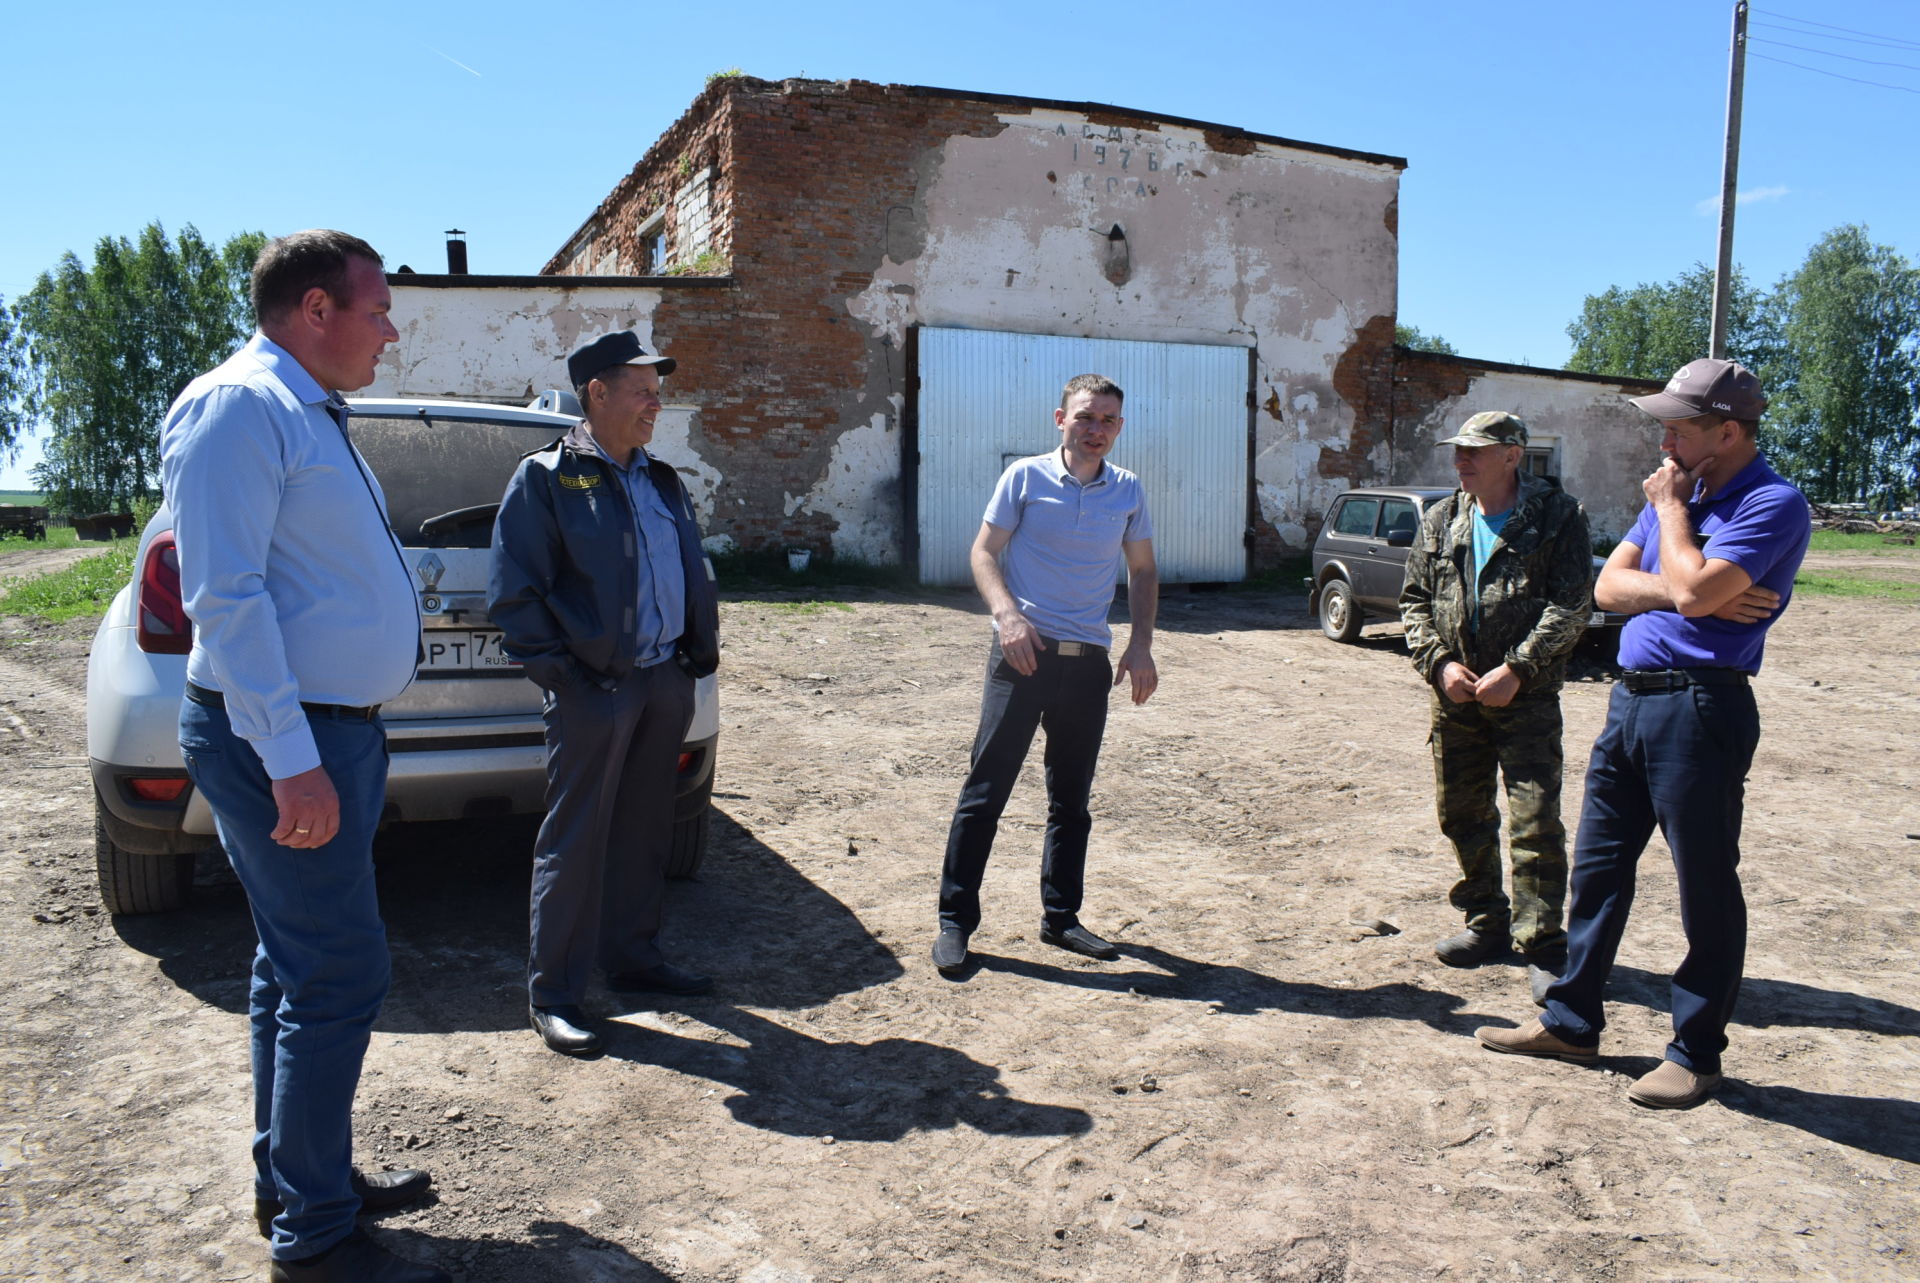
[{"left": 1810, "top": 503, "right": 1920, "bottom": 539}]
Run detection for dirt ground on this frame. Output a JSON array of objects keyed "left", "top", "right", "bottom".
[{"left": 2, "top": 544, "right": 1916, "bottom": 1282}]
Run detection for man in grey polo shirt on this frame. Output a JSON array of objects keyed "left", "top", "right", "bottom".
[{"left": 933, "top": 373, "right": 1160, "bottom": 975}]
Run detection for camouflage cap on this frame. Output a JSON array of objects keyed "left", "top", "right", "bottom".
[{"left": 1438, "top": 411, "right": 1529, "bottom": 448}]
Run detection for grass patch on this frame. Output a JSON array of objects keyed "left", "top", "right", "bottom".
[
  {"left": 1793, "top": 569, "right": 1920, "bottom": 600},
  {"left": 1806, "top": 529, "right": 1919, "bottom": 554},
  {"left": 761, "top": 599, "right": 856, "bottom": 616},
  {"left": 0, "top": 543, "right": 136, "bottom": 620},
  {"left": 0, "top": 525, "right": 84, "bottom": 554}
]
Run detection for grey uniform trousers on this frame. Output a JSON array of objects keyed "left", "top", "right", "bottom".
[{"left": 528, "top": 658, "right": 695, "bottom": 1007}]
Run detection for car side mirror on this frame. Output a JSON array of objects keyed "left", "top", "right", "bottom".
[{"left": 1385, "top": 528, "right": 1414, "bottom": 548}]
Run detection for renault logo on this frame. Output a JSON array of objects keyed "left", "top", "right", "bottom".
[{"left": 416, "top": 552, "right": 445, "bottom": 591}]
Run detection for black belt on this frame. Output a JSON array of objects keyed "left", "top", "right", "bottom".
[
  {"left": 187, "top": 681, "right": 381, "bottom": 722},
  {"left": 1620, "top": 668, "right": 1750, "bottom": 693},
  {"left": 1042, "top": 637, "right": 1107, "bottom": 658}
]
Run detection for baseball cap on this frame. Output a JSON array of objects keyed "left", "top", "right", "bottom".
[
  {"left": 1629, "top": 359, "right": 1766, "bottom": 421},
  {"left": 1438, "top": 411, "right": 1529, "bottom": 448},
  {"left": 566, "top": 330, "right": 677, "bottom": 387}
]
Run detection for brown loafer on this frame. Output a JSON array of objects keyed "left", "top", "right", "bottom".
[
  {"left": 1626, "top": 1060, "right": 1722, "bottom": 1109},
  {"left": 1475, "top": 1017, "right": 1598, "bottom": 1064}
]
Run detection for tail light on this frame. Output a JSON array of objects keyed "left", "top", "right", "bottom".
[
  {"left": 127, "top": 777, "right": 190, "bottom": 801},
  {"left": 137, "top": 532, "right": 193, "bottom": 655}
]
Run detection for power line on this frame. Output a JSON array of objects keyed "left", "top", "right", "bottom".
[
  {"left": 1750, "top": 50, "right": 1920, "bottom": 95},
  {"left": 1751, "top": 12, "right": 1920, "bottom": 53},
  {"left": 1751, "top": 36, "right": 1920, "bottom": 74}
]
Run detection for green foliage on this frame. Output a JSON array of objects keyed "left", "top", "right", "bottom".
[
  {"left": 1394, "top": 324, "right": 1457, "bottom": 356},
  {"left": 663, "top": 250, "right": 731, "bottom": 277},
  {"left": 705, "top": 67, "right": 746, "bottom": 85},
  {"left": 1566, "top": 228, "right": 1919, "bottom": 507},
  {"left": 0, "top": 297, "right": 28, "bottom": 464},
  {"left": 5, "top": 222, "right": 265, "bottom": 516},
  {"left": 1792, "top": 568, "right": 1920, "bottom": 600},
  {"left": 1765, "top": 226, "right": 1920, "bottom": 507},
  {"left": 1564, "top": 262, "right": 1772, "bottom": 380},
  {"left": 0, "top": 543, "right": 136, "bottom": 620}
]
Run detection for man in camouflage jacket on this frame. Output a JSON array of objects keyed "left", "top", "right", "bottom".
[{"left": 1399, "top": 412, "right": 1593, "bottom": 1003}]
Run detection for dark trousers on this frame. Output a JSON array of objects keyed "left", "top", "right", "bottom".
[
  {"left": 179, "top": 696, "right": 391, "bottom": 1262},
  {"left": 1541, "top": 680, "right": 1760, "bottom": 1074},
  {"left": 528, "top": 660, "right": 695, "bottom": 1007},
  {"left": 1429, "top": 691, "right": 1568, "bottom": 953},
  {"left": 938, "top": 638, "right": 1112, "bottom": 935}
]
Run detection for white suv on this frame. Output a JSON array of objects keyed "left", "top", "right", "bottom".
[{"left": 86, "top": 392, "right": 720, "bottom": 914}]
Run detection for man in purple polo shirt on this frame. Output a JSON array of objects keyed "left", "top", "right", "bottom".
[{"left": 1476, "top": 359, "right": 1810, "bottom": 1109}]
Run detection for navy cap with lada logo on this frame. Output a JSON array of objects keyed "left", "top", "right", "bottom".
[{"left": 1629, "top": 359, "right": 1766, "bottom": 421}]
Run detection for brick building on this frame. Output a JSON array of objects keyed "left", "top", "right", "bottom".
[{"left": 370, "top": 76, "right": 1657, "bottom": 579}]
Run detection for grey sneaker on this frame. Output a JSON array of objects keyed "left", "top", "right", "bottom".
[
  {"left": 1435, "top": 927, "right": 1511, "bottom": 968},
  {"left": 932, "top": 926, "right": 970, "bottom": 974},
  {"left": 1525, "top": 947, "right": 1567, "bottom": 1007}
]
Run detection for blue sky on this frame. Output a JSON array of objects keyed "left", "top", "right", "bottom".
[{"left": 4, "top": 0, "right": 1916, "bottom": 487}]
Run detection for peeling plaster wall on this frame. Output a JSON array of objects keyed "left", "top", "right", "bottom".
[
  {"left": 847, "top": 110, "right": 1401, "bottom": 557},
  {"left": 367, "top": 283, "right": 725, "bottom": 522},
  {"left": 372, "top": 285, "right": 665, "bottom": 404},
  {"left": 1390, "top": 359, "right": 1663, "bottom": 542}
]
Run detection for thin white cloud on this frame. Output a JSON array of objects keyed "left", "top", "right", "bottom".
[
  {"left": 1695, "top": 185, "right": 1791, "bottom": 216},
  {"left": 429, "top": 47, "right": 482, "bottom": 77}
]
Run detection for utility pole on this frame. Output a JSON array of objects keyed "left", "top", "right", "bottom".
[{"left": 1710, "top": 1, "right": 1749, "bottom": 359}]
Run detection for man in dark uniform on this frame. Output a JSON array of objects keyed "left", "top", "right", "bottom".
[
  {"left": 1477, "top": 360, "right": 1810, "bottom": 1109},
  {"left": 1400, "top": 412, "right": 1594, "bottom": 1005},
  {"left": 489, "top": 330, "right": 720, "bottom": 1056}
]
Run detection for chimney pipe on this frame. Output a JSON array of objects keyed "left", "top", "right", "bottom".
[{"left": 445, "top": 229, "right": 468, "bottom": 274}]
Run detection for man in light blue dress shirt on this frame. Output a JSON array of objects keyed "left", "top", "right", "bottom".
[{"left": 162, "top": 231, "right": 446, "bottom": 1283}]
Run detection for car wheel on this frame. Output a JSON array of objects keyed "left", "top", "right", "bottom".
[
  {"left": 95, "top": 808, "right": 192, "bottom": 915},
  {"left": 1318, "top": 578, "right": 1364, "bottom": 643},
  {"left": 665, "top": 777, "right": 714, "bottom": 881}
]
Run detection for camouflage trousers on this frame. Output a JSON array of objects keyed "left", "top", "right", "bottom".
[{"left": 1429, "top": 690, "right": 1568, "bottom": 954}]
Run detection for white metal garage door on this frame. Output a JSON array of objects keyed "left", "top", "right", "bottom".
[{"left": 917, "top": 327, "right": 1249, "bottom": 586}]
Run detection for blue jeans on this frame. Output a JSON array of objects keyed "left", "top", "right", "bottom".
[
  {"left": 939, "top": 638, "right": 1113, "bottom": 935},
  {"left": 179, "top": 695, "right": 392, "bottom": 1261},
  {"left": 1541, "top": 681, "right": 1760, "bottom": 1074}
]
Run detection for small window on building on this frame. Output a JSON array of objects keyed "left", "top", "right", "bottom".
[
  {"left": 635, "top": 208, "right": 667, "bottom": 275},
  {"left": 1524, "top": 444, "right": 1558, "bottom": 480}
]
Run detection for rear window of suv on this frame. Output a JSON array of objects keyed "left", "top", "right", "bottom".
[{"left": 351, "top": 415, "right": 567, "bottom": 545}]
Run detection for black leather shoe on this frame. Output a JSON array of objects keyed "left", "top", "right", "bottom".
[
  {"left": 530, "top": 1003, "right": 603, "bottom": 1055},
  {"left": 1435, "top": 927, "right": 1511, "bottom": 968},
  {"left": 1040, "top": 923, "right": 1120, "bottom": 961},
  {"left": 932, "top": 925, "right": 970, "bottom": 973},
  {"left": 269, "top": 1228, "right": 450, "bottom": 1282},
  {"left": 255, "top": 1168, "right": 433, "bottom": 1237},
  {"left": 606, "top": 961, "right": 714, "bottom": 996}
]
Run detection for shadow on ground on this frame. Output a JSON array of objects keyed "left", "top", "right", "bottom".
[
  {"left": 1718, "top": 1082, "right": 1920, "bottom": 1165},
  {"left": 1604, "top": 963, "right": 1920, "bottom": 1039},
  {"left": 963, "top": 942, "right": 1476, "bottom": 1034},
  {"left": 112, "top": 806, "right": 902, "bottom": 1034}
]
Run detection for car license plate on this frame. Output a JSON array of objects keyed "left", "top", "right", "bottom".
[{"left": 421, "top": 630, "right": 520, "bottom": 671}]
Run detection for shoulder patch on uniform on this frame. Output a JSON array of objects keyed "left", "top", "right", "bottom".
[{"left": 558, "top": 472, "right": 601, "bottom": 490}]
